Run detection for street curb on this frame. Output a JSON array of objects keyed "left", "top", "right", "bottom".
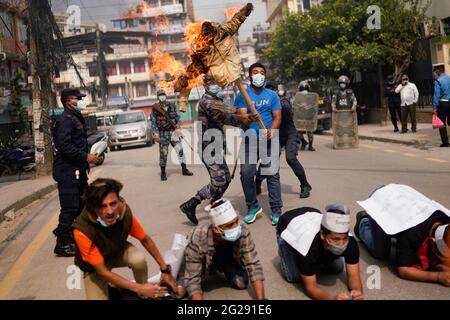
[
  {"left": 322, "top": 132, "right": 427, "bottom": 147},
  {"left": 0, "top": 183, "right": 57, "bottom": 223}
]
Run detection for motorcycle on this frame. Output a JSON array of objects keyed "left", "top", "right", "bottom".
[
  {"left": 87, "top": 131, "right": 108, "bottom": 166},
  {"left": 0, "top": 138, "right": 35, "bottom": 176}
]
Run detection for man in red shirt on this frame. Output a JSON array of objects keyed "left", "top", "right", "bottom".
[{"left": 73, "top": 178, "right": 179, "bottom": 299}]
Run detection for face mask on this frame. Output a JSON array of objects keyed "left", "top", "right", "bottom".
[
  {"left": 220, "top": 225, "right": 242, "bottom": 242},
  {"left": 326, "top": 238, "right": 349, "bottom": 255},
  {"left": 251, "top": 74, "right": 265, "bottom": 88},
  {"left": 339, "top": 83, "right": 347, "bottom": 90},
  {"left": 217, "top": 91, "right": 226, "bottom": 99},
  {"left": 158, "top": 95, "right": 167, "bottom": 102},
  {"left": 278, "top": 90, "right": 285, "bottom": 97},
  {"left": 208, "top": 84, "right": 221, "bottom": 95},
  {"left": 97, "top": 214, "right": 119, "bottom": 227}
]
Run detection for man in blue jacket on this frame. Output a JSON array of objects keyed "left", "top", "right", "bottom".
[
  {"left": 52, "top": 88, "right": 100, "bottom": 257},
  {"left": 433, "top": 63, "right": 450, "bottom": 147}
]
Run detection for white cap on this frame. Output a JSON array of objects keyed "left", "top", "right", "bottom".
[
  {"left": 433, "top": 63, "right": 445, "bottom": 69},
  {"left": 207, "top": 199, "right": 238, "bottom": 227},
  {"left": 322, "top": 204, "right": 351, "bottom": 233},
  {"left": 434, "top": 224, "right": 449, "bottom": 257}
]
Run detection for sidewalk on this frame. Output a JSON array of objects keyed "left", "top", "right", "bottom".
[
  {"left": 0, "top": 175, "right": 56, "bottom": 223},
  {"left": 325, "top": 123, "right": 446, "bottom": 149}
]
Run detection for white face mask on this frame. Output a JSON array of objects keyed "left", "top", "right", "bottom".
[
  {"left": 251, "top": 74, "right": 265, "bottom": 88},
  {"left": 158, "top": 95, "right": 167, "bottom": 102},
  {"left": 97, "top": 214, "right": 119, "bottom": 227},
  {"left": 326, "top": 238, "right": 349, "bottom": 256}
]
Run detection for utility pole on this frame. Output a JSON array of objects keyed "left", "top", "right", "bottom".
[
  {"left": 29, "top": 0, "right": 55, "bottom": 176},
  {"left": 96, "top": 26, "right": 107, "bottom": 109}
]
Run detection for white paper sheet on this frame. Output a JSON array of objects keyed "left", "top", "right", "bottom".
[
  {"left": 148, "top": 233, "right": 189, "bottom": 284},
  {"left": 357, "top": 184, "right": 450, "bottom": 235},
  {"left": 280, "top": 212, "right": 322, "bottom": 256}
]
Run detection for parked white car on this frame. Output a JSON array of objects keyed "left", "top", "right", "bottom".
[{"left": 109, "top": 110, "right": 154, "bottom": 150}]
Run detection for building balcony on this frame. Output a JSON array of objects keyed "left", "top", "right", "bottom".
[
  {"left": 107, "top": 72, "right": 151, "bottom": 85},
  {"left": 142, "top": 4, "right": 185, "bottom": 18},
  {"left": 153, "top": 42, "right": 187, "bottom": 53}
]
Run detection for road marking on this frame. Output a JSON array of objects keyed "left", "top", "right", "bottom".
[
  {"left": 360, "top": 144, "right": 379, "bottom": 150},
  {"left": 384, "top": 149, "right": 397, "bottom": 153},
  {"left": 0, "top": 169, "right": 101, "bottom": 299},
  {"left": 402, "top": 153, "right": 416, "bottom": 157},
  {"left": 425, "top": 158, "right": 448, "bottom": 164}
]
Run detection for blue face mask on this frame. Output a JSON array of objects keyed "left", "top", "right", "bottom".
[
  {"left": 251, "top": 74, "right": 265, "bottom": 87},
  {"left": 220, "top": 225, "right": 242, "bottom": 242},
  {"left": 339, "top": 83, "right": 347, "bottom": 90},
  {"left": 208, "top": 84, "right": 221, "bottom": 95}
]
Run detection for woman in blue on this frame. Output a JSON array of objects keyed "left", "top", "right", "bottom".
[{"left": 234, "top": 62, "right": 283, "bottom": 226}]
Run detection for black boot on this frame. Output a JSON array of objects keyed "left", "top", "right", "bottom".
[
  {"left": 53, "top": 229, "right": 76, "bottom": 257},
  {"left": 161, "top": 166, "right": 167, "bottom": 181},
  {"left": 300, "top": 184, "right": 312, "bottom": 199},
  {"left": 300, "top": 139, "right": 308, "bottom": 151},
  {"left": 181, "top": 163, "right": 193, "bottom": 176},
  {"left": 180, "top": 197, "right": 201, "bottom": 225},
  {"left": 308, "top": 143, "right": 316, "bottom": 151}
]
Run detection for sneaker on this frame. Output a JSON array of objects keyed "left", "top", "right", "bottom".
[
  {"left": 440, "top": 143, "right": 450, "bottom": 147},
  {"left": 271, "top": 209, "right": 282, "bottom": 226},
  {"left": 394, "top": 128, "right": 399, "bottom": 132},
  {"left": 243, "top": 207, "right": 263, "bottom": 224},
  {"left": 353, "top": 211, "right": 369, "bottom": 240},
  {"left": 308, "top": 145, "right": 316, "bottom": 152}
]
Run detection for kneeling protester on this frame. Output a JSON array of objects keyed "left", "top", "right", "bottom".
[
  {"left": 73, "top": 178, "right": 179, "bottom": 299},
  {"left": 356, "top": 184, "right": 450, "bottom": 287},
  {"left": 277, "top": 205, "right": 363, "bottom": 300},
  {"left": 179, "top": 198, "right": 266, "bottom": 300}
]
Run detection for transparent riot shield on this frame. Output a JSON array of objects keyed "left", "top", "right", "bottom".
[
  {"left": 332, "top": 110, "right": 359, "bottom": 149},
  {"left": 292, "top": 92, "right": 319, "bottom": 132}
]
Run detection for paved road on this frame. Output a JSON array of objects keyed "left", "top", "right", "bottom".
[{"left": 0, "top": 132, "right": 449, "bottom": 300}]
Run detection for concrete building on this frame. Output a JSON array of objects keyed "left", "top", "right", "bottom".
[
  {"left": 427, "top": 2, "right": 450, "bottom": 74},
  {"left": 263, "top": 0, "right": 323, "bottom": 30},
  {"left": 239, "top": 37, "right": 258, "bottom": 71},
  {"left": 0, "top": 1, "right": 30, "bottom": 132},
  {"left": 110, "top": 0, "right": 197, "bottom": 122},
  {"left": 53, "top": 12, "right": 96, "bottom": 37}
]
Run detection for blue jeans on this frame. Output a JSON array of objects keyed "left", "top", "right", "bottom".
[
  {"left": 277, "top": 234, "right": 301, "bottom": 283},
  {"left": 277, "top": 233, "right": 344, "bottom": 282},
  {"left": 240, "top": 137, "right": 282, "bottom": 211},
  {"left": 358, "top": 217, "right": 391, "bottom": 259}
]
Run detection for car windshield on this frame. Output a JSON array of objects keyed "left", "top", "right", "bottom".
[{"left": 114, "top": 113, "right": 145, "bottom": 125}]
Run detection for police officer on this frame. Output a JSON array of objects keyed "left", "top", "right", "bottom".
[
  {"left": 179, "top": 76, "right": 258, "bottom": 225},
  {"left": 256, "top": 81, "right": 312, "bottom": 199},
  {"left": 384, "top": 74, "right": 402, "bottom": 132},
  {"left": 52, "top": 88, "right": 100, "bottom": 257},
  {"left": 332, "top": 75, "right": 357, "bottom": 112},
  {"left": 152, "top": 89, "right": 193, "bottom": 181},
  {"left": 298, "top": 81, "right": 316, "bottom": 151},
  {"left": 432, "top": 63, "right": 450, "bottom": 147}
]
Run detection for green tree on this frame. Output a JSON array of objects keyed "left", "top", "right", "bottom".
[{"left": 264, "top": 0, "right": 431, "bottom": 82}]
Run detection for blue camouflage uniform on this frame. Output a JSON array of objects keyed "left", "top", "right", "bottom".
[{"left": 152, "top": 101, "right": 186, "bottom": 167}]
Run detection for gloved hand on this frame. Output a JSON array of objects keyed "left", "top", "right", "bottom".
[{"left": 243, "top": 3, "right": 254, "bottom": 16}]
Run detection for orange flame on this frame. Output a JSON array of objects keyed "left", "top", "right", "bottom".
[
  {"left": 224, "top": 7, "right": 240, "bottom": 21},
  {"left": 184, "top": 20, "right": 213, "bottom": 56}
]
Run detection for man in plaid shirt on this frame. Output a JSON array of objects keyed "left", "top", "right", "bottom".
[{"left": 178, "top": 199, "right": 265, "bottom": 300}]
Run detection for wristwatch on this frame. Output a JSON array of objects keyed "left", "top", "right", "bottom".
[{"left": 161, "top": 264, "right": 172, "bottom": 274}]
